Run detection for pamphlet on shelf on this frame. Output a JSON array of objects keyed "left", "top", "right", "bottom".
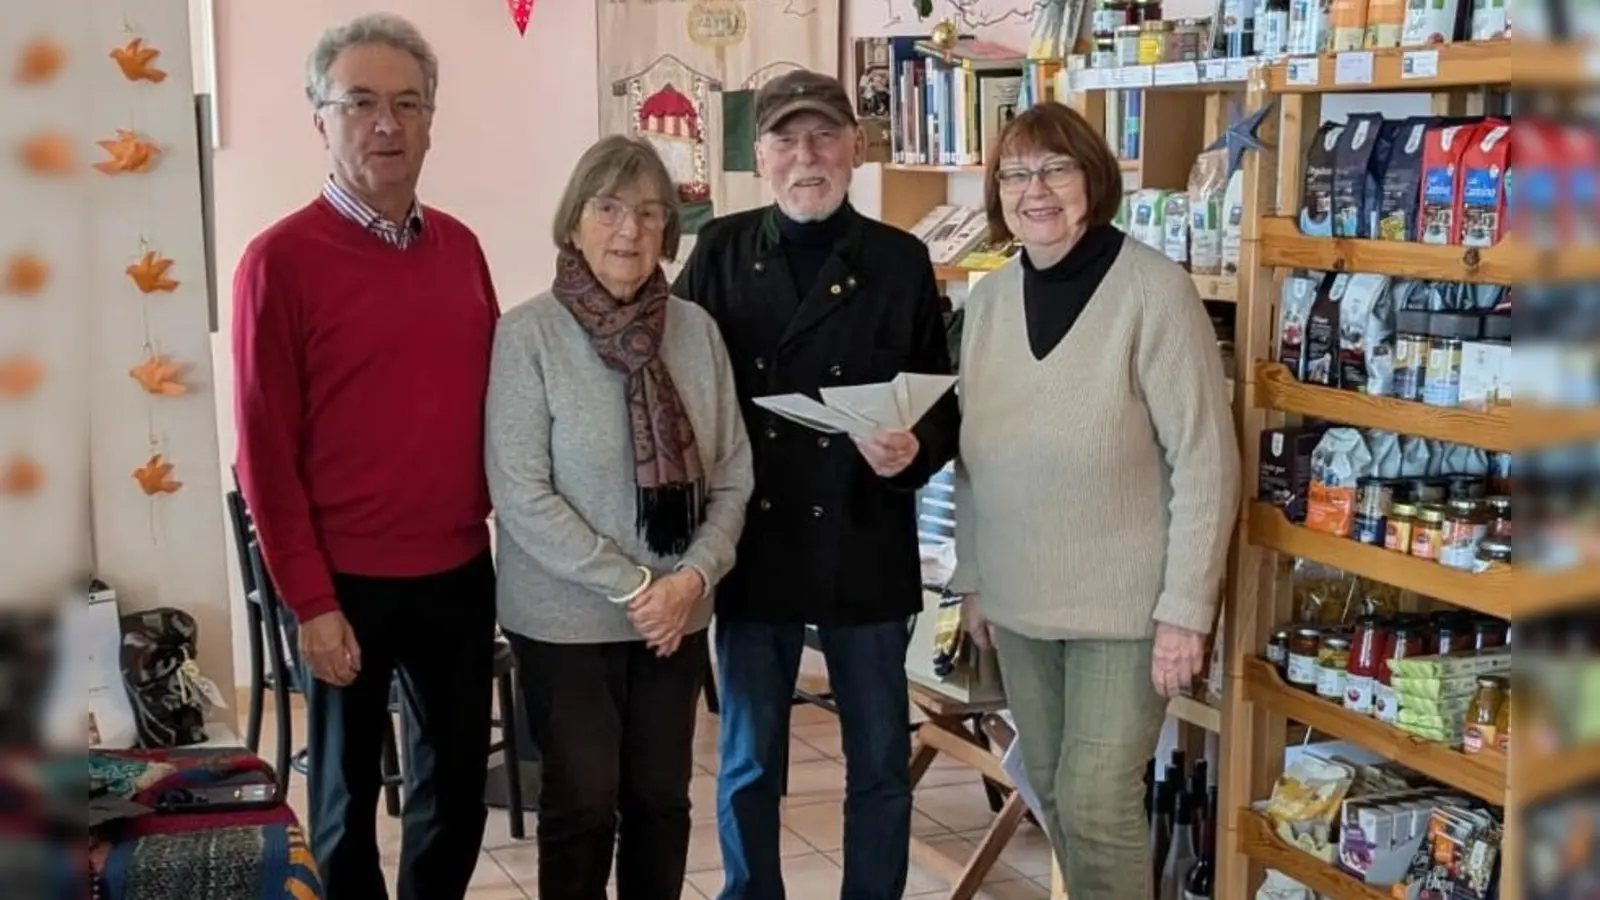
[
  {"left": 1402, "top": 49, "right": 1439, "bottom": 78},
  {"left": 1201, "top": 59, "right": 1230, "bottom": 82},
  {"left": 754, "top": 373, "right": 958, "bottom": 439},
  {"left": 1154, "top": 62, "right": 1199, "bottom": 86},
  {"left": 1286, "top": 56, "right": 1319, "bottom": 85},
  {"left": 1225, "top": 57, "right": 1252, "bottom": 80}
]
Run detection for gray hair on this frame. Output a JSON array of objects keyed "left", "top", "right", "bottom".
[
  {"left": 305, "top": 13, "right": 438, "bottom": 106},
  {"left": 551, "top": 135, "right": 684, "bottom": 261}
]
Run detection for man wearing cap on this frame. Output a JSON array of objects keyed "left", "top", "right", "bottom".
[{"left": 671, "top": 69, "right": 959, "bottom": 899}]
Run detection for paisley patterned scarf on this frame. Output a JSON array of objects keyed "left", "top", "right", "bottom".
[{"left": 550, "top": 246, "right": 705, "bottom": 556}]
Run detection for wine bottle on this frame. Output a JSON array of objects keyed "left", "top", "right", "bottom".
[
  {"left": 1159, "top": 780, "right": 1197, "bottom": 900},
  {"left": 1182, "top": 785, "right": 1215, "bottom": 900},
  {"left": 1149, "top": 777, "right": 1173, "bottom": 896}
]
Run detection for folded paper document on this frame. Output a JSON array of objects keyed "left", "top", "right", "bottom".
[{"left": 753, "top": 373, "right": 957, "bottom": 438}]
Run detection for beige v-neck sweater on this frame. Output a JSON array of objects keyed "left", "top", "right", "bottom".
[{"left": 947, "top": 238, "right": 1240, "bottom": 640}]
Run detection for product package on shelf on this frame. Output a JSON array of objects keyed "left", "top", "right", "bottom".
[{"left": 1297, "top": 114, "right": 1511, "bottom": 249}]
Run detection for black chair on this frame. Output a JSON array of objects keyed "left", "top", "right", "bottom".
[{"left": 227, "top": 489, "right": 527, "bottom": 839}]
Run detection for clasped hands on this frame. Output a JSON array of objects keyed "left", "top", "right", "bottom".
[
  {"left": 853, "top": 428, "right": 920, "bottom": 478},
  {"left": 628, "top": 568, "right": 704, "bottom": 657}
]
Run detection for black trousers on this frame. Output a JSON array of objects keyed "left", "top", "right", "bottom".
[
  {"left": 304, "top": 550, "right": 497, "bottom": 900},
  {"left": 508, "top": 629, "right": 707, "bottom": 900}
]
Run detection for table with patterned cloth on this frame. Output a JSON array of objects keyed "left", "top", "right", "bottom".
[{"left": 86, "top": 748, "right": 324, "bottom": 900}]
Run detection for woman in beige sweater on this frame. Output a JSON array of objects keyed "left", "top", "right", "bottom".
[{"left": 949, "top": 102, "right": 1239, "bottom": 899}]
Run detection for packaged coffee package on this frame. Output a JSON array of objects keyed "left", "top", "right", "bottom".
[
  {"left": 1376, "top": 117, "right": 1431, "bottom": 241},
  {"left": 1222, "top": 168, "right": 1245, "bottom": 274},
  {"left": 1189, "top": 148, "right": 1228, "bottom": 275},
  {"left": 1276, "top": 273, "right": 1321, "bottom": 379},
  {"left": 1259, "top": 424, "right": 1328, "bottom": 524},
  {"left": 1300, "top": 122, "right": 1344, "bottom": 237},
  {"left": 1420, "top": 121, "right": 1475, "bottom": 246},
  {"left": 1163, "top": 192, "right": 1191, "bottom": 267},
  {"left": 1332, "top": 113, "right": 1389, "bottom": 238},
  {"left": 1460, "top": 118, "right": 1511, "bottom": 248},
  {"left": 1335, "top": 274, "right": 1396, "bottom": 395},
  {"left": 1306, "top": 428, "right": 1374, "bottom": 538},
  {"left": 1303, "top": 271, "right": 1342, "bottom": 386}
]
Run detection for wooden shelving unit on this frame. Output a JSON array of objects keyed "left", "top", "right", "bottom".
[{"left": 1217, "top": 40, "right": 1597, "bottom": 900}]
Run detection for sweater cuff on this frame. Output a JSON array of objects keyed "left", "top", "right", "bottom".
[
  {"left": 291, "top": 593, "right": 341, "bottom": 624},
  {"left": 1152, "top": 593, "right": 1217, "bottom": 636},
  {"left": 946, "top": 563, "right": 979, "bottom": 596}
]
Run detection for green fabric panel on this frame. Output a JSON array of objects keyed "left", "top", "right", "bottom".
[
  {"left": 722, "top": 90, "right": 756, "bottom": 173},
  {"left": 681, "top": 200, "right": 715, "bottom": 235}
]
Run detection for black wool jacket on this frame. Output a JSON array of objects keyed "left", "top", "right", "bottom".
[{"left": 671, "top": 203, "right": 960, "bottom": 626}]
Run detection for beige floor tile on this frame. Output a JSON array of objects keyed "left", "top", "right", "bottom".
[
  {"left": 957, "top": 823, "right": 1057, "bottom": 879},
  {"left": 914, "top": 781, "right": 1013, "bottom": 833}
]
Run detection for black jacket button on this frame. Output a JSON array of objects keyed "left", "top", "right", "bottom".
[
  {"left": 817, "top": 437, "right": 830, "bottom": 448},
  {"left": 759, "top": 498, "right": 772, "bottom": 511},
  {"left": 755, "top": 357, "right": 767, "bottom": 370},
  {"left": 829, "top": 364, "right": 842, "bottom": 377},
  {"left": 812, "top": 505, "right": 825, "bottom": 518}
]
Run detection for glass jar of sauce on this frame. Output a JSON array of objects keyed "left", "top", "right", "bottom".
[
  {"left": 1485, "top": 495, "right": 1511, "bottom": 540},
  {"left": 1267, "top": 629, "right": 1290, "bottom": 677},
  {"left": 1431, "top": 611, "right": 1469, "bottom": 656},
  {"left": 1170, "top": 17, "right": 1206, "bottom": 60},
  {"left": 1353, "top": 477, "right": 1391, "bottom": 545},
  {"left": 1440, "top": 498, "right": 1487, "bottom": 570},
  {"left": 1477, "top": 537, "right": 1512, "bottom": 566},
  {"left": 1114, "top": 25, "right": 1143, "bottom": 66},
  {"left": 1138, "top": 20, "right": 1173, "bottom": 65},
  {"left": 1461, "top": 675, "right": 1506, "bottom": 754},
  {"left": 1384, "top": 501, "right": 1416, "bottom": 554},
  {"left": 1286, "top": 626, "right": 1321, "bottom": 691},
  {"left": 1473, "top": 617, "right": 1508, "bottom": 651},
  {"left": 1410, "top": 504, "right": 1446, "bottom": 560},
  {"left": 1316, "top": 634, "right": 1351, "bottom": 701},
  {"left": 1494, "top": 688, "right": 1510, "bottom": 755},
  {"left": 1343, "top": 615, "right": 1386, "bottom": 715},
  {"left": 1374, "top": 621, "right": 1420, "bottom": 723}
]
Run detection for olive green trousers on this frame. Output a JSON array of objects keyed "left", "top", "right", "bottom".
[{"left": 991, "top": 628, "right": 1168, "bottom": 900}]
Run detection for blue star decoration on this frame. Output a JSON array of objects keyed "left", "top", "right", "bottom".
[{"left": 1206, "top": 99, "right": 1277, "bottom": 178}]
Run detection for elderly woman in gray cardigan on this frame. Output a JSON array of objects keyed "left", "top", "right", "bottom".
[{"left": 485, "top": 134, "right": 752, "bottom": 900}]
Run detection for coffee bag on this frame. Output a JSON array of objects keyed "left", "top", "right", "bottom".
[{"left": 1300, "top": 123, "right": 1344, "bottom": 237}]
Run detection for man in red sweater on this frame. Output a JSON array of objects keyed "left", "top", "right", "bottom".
[{"left": 231, "top": 14, "right": 500, "bottom": 900}]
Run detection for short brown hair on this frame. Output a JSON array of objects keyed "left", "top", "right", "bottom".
[
  {"left": 552, "top": 134, "right": 683, "bottom": 260},
  {"left": 982, "top": 101, "right": 1122, "bottom": 242}
]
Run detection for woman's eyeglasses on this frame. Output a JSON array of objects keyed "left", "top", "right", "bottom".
[
  {"left": 995, "top": 159, "right": 1082, "bottom": 192},
  {"left": 588, "top": 196, "right": 670, "bottom": 231}
]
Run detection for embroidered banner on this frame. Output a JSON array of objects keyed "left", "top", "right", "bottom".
[{"left": 597, "top": 0, "right": 842, "bottom": 237}]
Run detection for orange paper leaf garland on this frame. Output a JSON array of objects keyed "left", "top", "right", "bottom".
[
  {"left": 133, "top": 454, "right": 181, "bottom": 495},
  {"left": 2, "top": 253, "right": 49, "bottom": 295},
  {"left": 126, "top": 250, "right": 178, "bottom": 293},
  {"left": 14, "top": 38, "right": 66, "bottom": 85},
  {"left": 110, "top": 37, "right": 166, "bottom": 83},
  {"left": 129, "top": 355, "right": 187, "bottom": 395},
  {"left": 20, "top": 131, "right": 78, "bottom": 175},
  {"left": 0, "top": 355, "right": 44, "bottom": 399},
  {"left": 94, "top": 129, "right": 159, "bottom": 174},
  {"left": 0, "top": 456, "right": 43, "bottom": 496}
]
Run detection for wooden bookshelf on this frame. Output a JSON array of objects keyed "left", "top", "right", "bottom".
[
  {"left": 1253, "top": 361, "right": 1512, "bottom": 449},
  {"left": 1264, "top": 41, "right": 1511, "bottom": 93},
  {"left": 1242, "top": 658, "right": 1507, "bottom": 802},
  {"left": 1256, "top": 217, "right": 1529, "bottom": 285},
  {"left": 1192, "top": 273, "right": 1237, "bottom": 303}
]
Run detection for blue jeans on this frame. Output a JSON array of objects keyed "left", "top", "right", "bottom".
[{"left": 714, "top": 619, "right": 912, "bottom": 900}]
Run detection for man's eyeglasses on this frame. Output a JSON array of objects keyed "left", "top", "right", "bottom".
[
  {"left": 995, "top": 159, "right": 1082, "bottom": 192},
  {"left": 320, "top": 91, "right": 433, "bottom": 122},
  {"left": 588, "top": 196, "right": 671, "bottom": 231}
]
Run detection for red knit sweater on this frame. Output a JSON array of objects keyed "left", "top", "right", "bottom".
[{"left": 232, "top": 197, "right": 500, "bottom": 622}]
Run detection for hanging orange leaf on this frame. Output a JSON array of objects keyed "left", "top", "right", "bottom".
[
  {"left": 125, "top": 250, "right": 178, "bottom": 293},
  {"left": 129, "top": 355, "right": 187, "bottom": 396},
  {"left": 133, "top": 454, "right": 182, "bottom": 495},
  {"left": 0, "top": 456, "right": 43, "bottom": 496},
  {"left": 93, "top": 129, "right": 159, "bottom": 174},
  {"left": 110, "top": 37, "right": 166, "bottom": 83},
  {"left": 19, "top": 131, "right": 78, "bottom": 175},
  {"left": 2, "top": 253, "right": 49, "bottom": 295},
  {"left": 0, "top": 355, "right": 44, "bottom": 399},
  {"left": 14, "top": 38, "right": 66, "bottom": 85}
]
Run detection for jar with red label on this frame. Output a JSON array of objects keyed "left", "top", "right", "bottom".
[
  {"left": 1373, "top": 620, "right": 1421, "bottom": 724},
  {"left": 1431, "top": 611, "right": 1469, "bottom": 656},
  {"left": 1473, "top": 617, "right": 1508, "bottom": 651},
  {"left": 1343, "top": 615, "right": 1387, "bottom": 716}
]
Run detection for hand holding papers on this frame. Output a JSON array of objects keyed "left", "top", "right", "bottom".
[{"left": 753, "top": 373, "right": 958, "bottom": 439}]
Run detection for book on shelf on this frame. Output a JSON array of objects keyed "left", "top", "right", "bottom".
[
  {"left": 852, "top": 37, "right": 893, "bottom": 163},
  {"left": 912, "top": 36, "right": 1027, "bottom": 70},
  {"left": 956, "top": 238, "right": 1020, "bottom": 270},
  {"left": 888, "top": 35, "right": 1025, "bottom": 166},
  {"left": 908, "top": 204, "right": 993, "bottom": 268}
]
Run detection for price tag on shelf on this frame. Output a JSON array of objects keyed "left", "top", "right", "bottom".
[
  {"left": 1110, "top": 65, "right": 1155, "bottom": 88},
  {"left": 1201, "top": 59, "right": 1230, "bottom": 82},
  {"left": 1334, "top": 51, "right": 1374, "bottom": 85},
  {"left": 1285, "top": 56, "right": 1319, "bottom": 85},
  {"left": 1225, "top": 57, "right": 1251, "bottom": 80},
  {"left": 1401, "top": 49, "right": 1439, "bottom": 79},
  {"left": 1153, "top": 62, "right": 1200, "bottom": 86}
]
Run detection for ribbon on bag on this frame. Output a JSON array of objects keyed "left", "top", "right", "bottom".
[{"left": 507, "top": 0, "right": 534, "bottom": 34}]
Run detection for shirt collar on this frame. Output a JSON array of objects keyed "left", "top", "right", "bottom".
[{"left": 321, "top": 175, "right": 424, "bottom": 246}]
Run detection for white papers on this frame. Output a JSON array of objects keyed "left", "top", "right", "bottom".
[{"left": 754, "top": 373, "right": 957, "bottom": 439}]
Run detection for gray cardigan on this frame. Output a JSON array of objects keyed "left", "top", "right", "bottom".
[{"left": 485, "top": 291, "right": 753, "bottom": 644}]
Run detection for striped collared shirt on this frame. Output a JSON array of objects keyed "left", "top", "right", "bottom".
[{"left": 321, "top": 175, "right": 424, "bottom": 249}]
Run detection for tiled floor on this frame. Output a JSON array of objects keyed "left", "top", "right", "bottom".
[{"left": 259, "top": 671, "right": 1058, "bottom": 899}]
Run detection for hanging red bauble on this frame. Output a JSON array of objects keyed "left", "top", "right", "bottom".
[{"left": 507, "top": 0, "right": 534, "bottom": 35}]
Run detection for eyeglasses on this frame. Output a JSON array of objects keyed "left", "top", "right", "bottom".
[
  {"left": 995, "top": 159, "right": 1082, "bottom": 192},
  {"left": 319, "top": 91, "right": 433, "bottom": 122},
  {"left": 588, "top": 196, "right": 670, "bottom": 231}
]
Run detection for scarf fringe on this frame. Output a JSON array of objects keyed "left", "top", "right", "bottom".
[{"left": 637, "top": 480, "right": 706, "bottom": 557}]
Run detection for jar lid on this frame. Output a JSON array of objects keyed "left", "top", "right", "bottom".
[
  {"left": 1117, "top": 24, "right": 1143, "bottom": 33},
  {"left": 1475, "top": 674, "right": 1505, "bottom": 688},
  {"left": 1390, "top": 501, "right": 1419, "bottom": 517},
  {"left": 1321, "top": 636, "right": 1351, "bottom": 650},
  {"left": 1142, "top": 19, "right": 1174, "bottom": 30},
  {"left": 1447, "top": 497, "right": 1481, "bottom": 515},
  {"left": 1293, "top": 626, "right": 1323, "bottom": 638},
  {"left": 1416, "top": 504, "right": 1447, "bottom": 522},
  {"left": 1486, "top": 495, "right": 1511, "bottom": 512},
  {"left": 1477, "top": 538, "right": 1512, "bottom": 562}
]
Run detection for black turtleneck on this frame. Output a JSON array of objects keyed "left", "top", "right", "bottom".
[
  {"left": 1021, "top": 224, "right": 1124, "bottom": 360},
  {"left": 775, "top": 206, "right": 850, "bottom": 303}
]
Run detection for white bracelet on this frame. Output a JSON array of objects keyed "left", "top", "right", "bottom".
[{"left": 609, "top": 566, "right": 653, "bottom": 604}]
